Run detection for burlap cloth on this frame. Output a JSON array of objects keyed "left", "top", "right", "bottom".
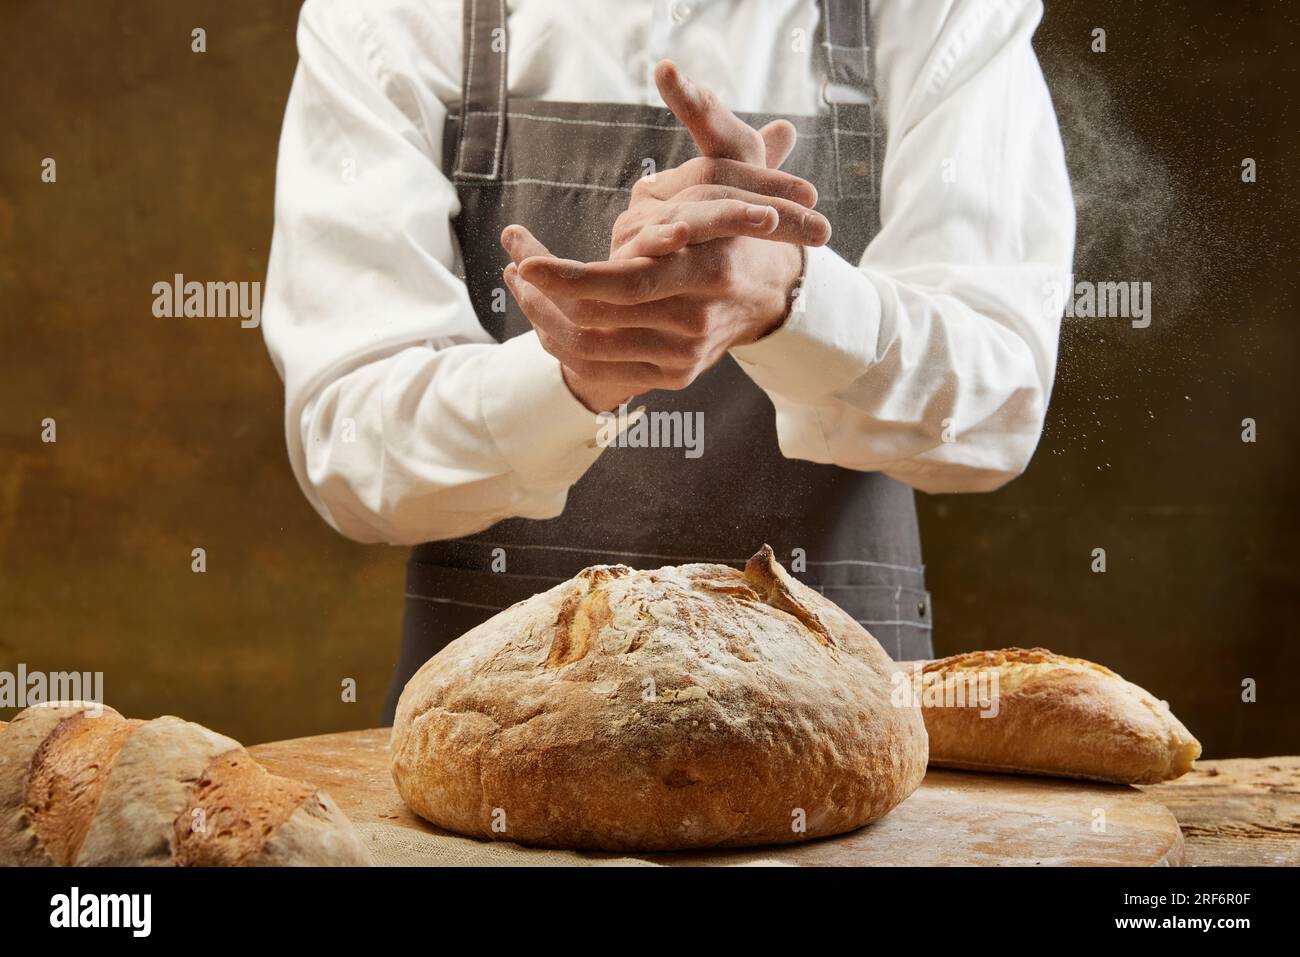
[{"left": 356, "top": 822, "right": 792, "bottom": 867}]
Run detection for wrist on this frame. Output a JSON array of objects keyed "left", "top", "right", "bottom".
[
  {"left": 740, "top": 243, "right": 806, "bottom": 347},
  {"left": 561, "top": 365, "right": 635, "bottom": 414}
]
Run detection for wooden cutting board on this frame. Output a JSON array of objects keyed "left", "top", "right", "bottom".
[{"left": 250, "top": 728, "right": 1184, "bottom": 866}]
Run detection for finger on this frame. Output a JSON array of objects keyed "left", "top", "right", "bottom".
[
  {"left": 615, "top": 221, "right": 691, "bottom": 260},
  {"left": 654, "top": 59, "right": 765, "bottom": 164},
  {"left": 520, "top": 252, "right": 705, "bottom": 305},
  {"left": 663, "top": 188, "right": 830, "bottom": 246},
  {"left": 500, "top": 224, "right": 551, "bottom": 264},
  {"left": 759, "top": 119, "right": 798, "bottom": 169},
  {"left": 626, "top": 199, "right": 778, "bottom": 251},
  {"left": 555, "top": 354, "right": 668, "bottom": 391},
  {"left": 501, "top": 263, "right": 579, "bottom": 345},
  {"left": 506, "top": 264, "right": 696, "bottom": 365},
  {"left": 565, "top": 296, "right": 710, "bottom": 333},
  {"left": 638, "top": 156, "right": 817, "bottom": 207}
]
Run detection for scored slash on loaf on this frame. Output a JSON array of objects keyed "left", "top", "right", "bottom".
[{"left": 390, "top": 545, "right": 929, "bottom": 851}]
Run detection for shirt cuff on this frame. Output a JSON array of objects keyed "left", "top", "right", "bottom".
[
  {"left": 730, "top": 244, "right": 882, "bottom": 403},
  {"left": 478, "top": 332, "right": 606, "bottom": 484}
]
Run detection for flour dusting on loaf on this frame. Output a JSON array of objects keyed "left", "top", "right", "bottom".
[
  {"left": 0, "top": 702, "right": 372, "bottom": 866},
  {"left": 390, "top": 545, "right": 928, "bottom": 851}
]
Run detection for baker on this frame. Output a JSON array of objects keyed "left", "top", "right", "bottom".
[{"left": 262, "top": 0, "right": 1074, "bottom": 724}]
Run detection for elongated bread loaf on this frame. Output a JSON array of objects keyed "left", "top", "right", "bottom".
[
  {"left": 391, "top": 545, "right": 928, "bottom": 851},
  {"left": 0, "top": 702, "right": 371, "bottom": 866},
  {"left": 900, "top": 648, "right": 1201, "bottom": 784}
]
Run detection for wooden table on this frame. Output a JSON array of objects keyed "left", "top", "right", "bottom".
[
  {"left": 1138, "top": 756, "right": 1300, "bottom": 866},
  {"left": 0, "top": 719, "right": 1291, "bottom": 865},
  {"left": 245, "top": 727, "right": 1299, "bottom": 867}
]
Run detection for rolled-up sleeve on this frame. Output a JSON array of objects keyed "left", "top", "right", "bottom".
[{"left": 731, "top": 0, "right": 1075, "bottom": 493}]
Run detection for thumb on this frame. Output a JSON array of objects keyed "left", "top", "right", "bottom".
[
  {"left": 500, "top": 224, "right": 551, "bottom": 265},
  {"left": 758, "top": 119, "right": 798, "bottom": 169}
]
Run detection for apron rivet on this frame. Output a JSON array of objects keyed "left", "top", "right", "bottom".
[{"left": 917, "top": 600, "right": 927, "bottom": 617}]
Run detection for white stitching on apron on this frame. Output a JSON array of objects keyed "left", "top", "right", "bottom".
[
  {"left": 480, "top": 177, "right": 632, "bottom": 193},
  {"left": 453, "top": 179, "right": 880, "bottom": 199},
  {"left": 404, "top": 592, "right": 507, "bottom": 612},
  {"left": 855, "top": 619, "right": 932, "bottom": 630},
  {"left": 823, "top": 2, "right": 843, "bottom": 199},
  {"left": 437, "top": 538, "right": 925, "bottom": 572},
  {"left": 808, "top": 558, "right": 926, "bottom": 571},
  {"left": 452, "top": 0, "right": 478, "bottom": 177},
  {"left": 401, "top": 598, "right": 934, "bottom": 630},
  {"left": 893, "top": 584, "right": 903, "bottom": 658},
  {"left": 454, "top": 0, "right": 508, "bottom": 179},
  {"left": 456, "top": 110, "right": 876, "bottom": 139}
]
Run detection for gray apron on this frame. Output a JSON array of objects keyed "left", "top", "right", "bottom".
[{"left": 382, "top": 0, "right": 932, "bottom": 723}]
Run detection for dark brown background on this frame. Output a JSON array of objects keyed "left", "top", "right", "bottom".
[{"left": 2, "top": 1, "right": 1296, "bottom": 755}]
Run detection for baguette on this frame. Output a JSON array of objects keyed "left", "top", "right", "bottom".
[
  {"left": 0, "top": 702, "right": 371, "bottom": 866},
  {"left": 900, "top": 648, "right": 1201, "bottom": 784}
]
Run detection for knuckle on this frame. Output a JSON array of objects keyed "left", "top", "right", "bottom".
[
  {"left": 709, "top": 253, "right": 738, "bottom": 290},
  {"left": 678, "top": 309, "right": 711, "bottom": 337},
  {"left": 568, "top": 301, "right": 598, "bottom": 326},
  {"left": 613, "top": 221, "right": 646, "bottom": 251},
  {"left": 688, "top": 156, "right": 720, "bottom": 183},
  {"left": 660, "top": 367, "right": 696, "bottom": 391},
  {"left": 569, "top": 328, "right": 607, "bottom": 360},
  {"left": 725, "top": 199, "right": 753, "bottom": 223},
  {"left": 630, "top": 269, "right": 658, "bottom": 302},
  {"left": 683, "top": 338, "right": 711, "bottom": 365},
  {"left": 571, "top": 358, "right": 608, "bottom": 383}
]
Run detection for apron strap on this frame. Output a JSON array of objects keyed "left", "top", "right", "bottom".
[
  {"left": 821, "top": 0, "right": 873, "bottom": 94},
  {"left": 453, "top": 0, "right": 508, "bottom": 180},
  {"left": 818, "top": 0, "right": 877, "bottom": 201}
]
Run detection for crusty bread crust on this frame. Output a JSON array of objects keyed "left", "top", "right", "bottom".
[
  {"left": 27, "top": 710, "right": 143, "bottom": 865},
  {"left": 903, "top": 647, "right": 1201, "bottom": 784},
  {"left": 78, "top": 715, "right": 242, "bottom": 866},
  {"left": 0, "top": 702, "right": 113, "bottom": 865},
  {"left": 0, "top": 703, "right": 371, "bottom": 866},
  {"left": 391, "top": 545, "right": 928, "bottom": 851},
  {"left": 256, "top": 790, "right": 372, "bottom": 867},
  {"left": 172, "top": 747, "right": 315, "bottom": 866}
]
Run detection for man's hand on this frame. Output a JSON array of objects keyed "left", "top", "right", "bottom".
[
  {"left": 503, "top": 220, "right": 808, "bottom": 411},
  {"left": 503, "top": 61, "right": 828, "bottom": 412}
]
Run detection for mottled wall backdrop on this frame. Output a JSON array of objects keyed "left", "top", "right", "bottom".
[{"left": 2, "top": 1, "right": 1296, "bottom": 754}]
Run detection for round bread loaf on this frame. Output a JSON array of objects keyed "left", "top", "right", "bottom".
[{"left": 390, "top": 545, "right": 928, "bottom": 851}]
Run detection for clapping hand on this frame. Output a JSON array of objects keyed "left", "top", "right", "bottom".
[{"left": 501, "top": 61, "right": 830, "bottom": 412}]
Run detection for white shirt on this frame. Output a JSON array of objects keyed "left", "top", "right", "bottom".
[{"left": 263, "top": 0, "right": 1075, "bottom": 545}]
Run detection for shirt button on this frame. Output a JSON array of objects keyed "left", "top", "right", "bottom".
[{"left": 671, "top": 2, "right": 692, "bottom": 23}]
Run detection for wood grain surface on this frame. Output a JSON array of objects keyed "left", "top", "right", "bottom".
[
  {"left": 1139, "top": 756, "right": 1300, "bottom": 866},
  {"left": 249, "top": 728, "right": 1185, "bottom": 866},
  {"left": 4, "top": 719, "right": 1291, "bottom": 865}
]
